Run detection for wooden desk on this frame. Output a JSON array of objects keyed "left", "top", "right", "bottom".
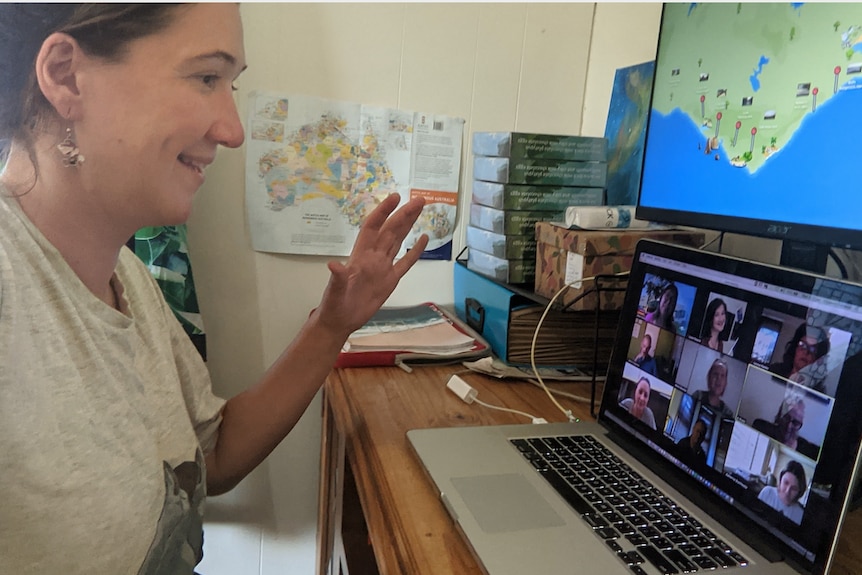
[{"left": 316, "top": 365, "right": 862, "bottom": 575}]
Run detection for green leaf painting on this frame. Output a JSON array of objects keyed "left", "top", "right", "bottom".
[{"left": 133, "top": 225, "right": 204, "bottom": 337}]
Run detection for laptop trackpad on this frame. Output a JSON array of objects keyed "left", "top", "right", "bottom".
[{"left": 451, "top": 473, "right": 565, "bottom": 533}]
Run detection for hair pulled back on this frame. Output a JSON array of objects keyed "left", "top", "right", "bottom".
[{"left": 0, "top": 4, "right": 185, "bottom": 161}]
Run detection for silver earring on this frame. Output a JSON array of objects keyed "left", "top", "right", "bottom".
[{"left": 57, "top": 127, "right": 85, "bottom": 167}]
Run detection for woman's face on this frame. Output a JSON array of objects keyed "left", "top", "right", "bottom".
[
  {"left": 778, "top": 470, "right": 802, "bottom": 506},
  {"left": 712, "top": 303, "right": 727, "bottom": 333},
  {"left": 634, "top": 380, "right": 650, "bottom": 413},
  {"left": 707, "top": 363, "right": 728, "bottom": 400},
  {"left": 793, "top": 335, "right": 820, "bottom": 373},
  {"left": 73, "top": 4, "right": 246, "bottom": 229}
]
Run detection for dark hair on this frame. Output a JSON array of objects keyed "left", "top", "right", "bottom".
[
  {"left": 780, "top": 460, "right": 807, "bottom": 500},
  {"left": 0, "top": 4, "right": 186, "bottom": 162},
  {"left": 781, "top": 322, "right": 830, "bottom": 366},
  {"left": 701, "top": 297, "right": 727, "bottom": 339},
  {"left": 653, "top": 282, "right": 679, "bottom": 328}
]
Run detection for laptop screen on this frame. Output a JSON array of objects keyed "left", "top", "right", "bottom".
[{"left": 599, "top": 240, "right": 862, "bottom": 573}]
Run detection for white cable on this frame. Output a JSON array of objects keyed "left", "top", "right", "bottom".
[
  {"left": 529, "top": 271, "right": 630, "bottom": 422},
  {"left": 473, "top": 398, "right": 545, "bottom": 423},
  {"left": 447, "top": 375, "right": 546, "bottom": 423}
]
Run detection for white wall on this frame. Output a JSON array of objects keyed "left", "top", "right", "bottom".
[{"left": 190, "top": 4, "right": 669, "bottom": 574}]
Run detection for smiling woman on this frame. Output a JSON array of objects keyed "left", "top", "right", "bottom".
[{"left": 0, "top": 4, "right": 426, "bottom": 574}]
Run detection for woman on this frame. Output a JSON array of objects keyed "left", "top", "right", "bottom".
[
  {"left": 620, "top": 377, "right": 657, "bottom": 430},
  {"left": 701, "top": 297, "right": 727, "bottom": 352},
  {"left": 0, "top": 5, "right": 427, "bottom": 573},
  {"left": 757, "top": 460, "right": 807, "bottom": 525},
  {"left": 770, "top": 323, "right": 830, "bottom": 393},
  {"left": 645, "top": 282, "right": 679, "bottom": 334},
  {"left": 691, "top": 358, "right": 735, "bottom": 419}
]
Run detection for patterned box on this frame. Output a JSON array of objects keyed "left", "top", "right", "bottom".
[{"left": 534, "top": 222, "right": 705, "bottom": 311}]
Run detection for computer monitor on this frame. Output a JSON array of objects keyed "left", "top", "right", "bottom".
[{"left": 636, "top": 3, "right": 862, "bottom": 273}]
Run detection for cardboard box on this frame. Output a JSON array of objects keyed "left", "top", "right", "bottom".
[
  {"left": 466, "top": 225, "right": 536, "bottom": 260},
  {"left": 471, "top": 180, "right": 604, "bottom": 211},
  {"left": 534, "top": 222, "right": 706, "bottom": 311},
  {"left": 467, "top": 248, "right": 535, "bottom": 285},
  {"left": 473, "top": 156, "right": 608, "bottom": 188},
  {"left": 469, "top": 203, "right": 563, "bottom": 236},
  {"left": 472, "top": 132, "right": 608, "bottom": 162}
]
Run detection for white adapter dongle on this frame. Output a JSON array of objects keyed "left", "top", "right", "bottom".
[{"left": 447, "top": 374, "right": 477, "bottom": 404}]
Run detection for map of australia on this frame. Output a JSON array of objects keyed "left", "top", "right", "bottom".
[
  {"left": 640, "top": 3, "right": 862, "bottom": 230},
  {"left": 256, "top": 113, "right": 399, "bottom": 227},
  {"left": 245, "top": 93, "right": 463, "bottom": 258},
  {"left": 245, "top": 94, "right": 417, "bottom": 256}
]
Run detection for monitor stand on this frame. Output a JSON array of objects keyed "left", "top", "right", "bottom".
[{"left": 780, "top": 240, "right": 829, "bottom": 275}]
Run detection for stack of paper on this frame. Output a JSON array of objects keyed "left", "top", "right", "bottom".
[{"left": 344, "top": 303, "right": 479, "bottom": 356}]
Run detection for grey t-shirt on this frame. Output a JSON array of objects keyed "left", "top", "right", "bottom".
[
  {"left": 620, "top": 397, "right": 657, "bottom": 430},
  {"left": 0, "top": 194, "right": 226, "bottom": 574},
  {"left": 757, "top": 485, "right": 804, "bottom": 524}
]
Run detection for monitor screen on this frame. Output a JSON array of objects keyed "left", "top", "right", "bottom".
[{"left": 636, "top": 3, "right": 862, "bottom": 270}]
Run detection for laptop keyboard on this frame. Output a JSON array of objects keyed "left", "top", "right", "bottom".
[{"left": 511, "top": 435, "right": 748, "bottom": 574}]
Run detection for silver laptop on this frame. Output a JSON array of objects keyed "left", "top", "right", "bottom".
[{"left": 409, "top": 239, "right": 862, "bottom": 575}]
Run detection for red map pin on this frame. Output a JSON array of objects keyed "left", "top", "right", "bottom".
[
  {"left": 715, "top": 112, "right": 722, "bottom": 138},
  {"left": 750, "top": 127, "right": 757, "bottom": 153},
  {"left": 733, "top": 120, "right": 741, "bottom": 146},
  {"left": 812, "top": 87, "right": 819, "bottom": 112},
  {"left": 834, "top": 66, "right": 841, "bottom": 94},
  {"left": 700, "top": 94, "right": 706, "bottom": 117}
]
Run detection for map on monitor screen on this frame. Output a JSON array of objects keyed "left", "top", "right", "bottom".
[{"left": 640, "top": 3, "right": 862, "bottom": 232}]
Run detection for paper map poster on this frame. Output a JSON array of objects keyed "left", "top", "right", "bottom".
[{"left": 245, "top": 92, "right": 464, "bottom": 259}]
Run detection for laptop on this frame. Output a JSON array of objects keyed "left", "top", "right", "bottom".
[{"left": 408, "top": 239, "right": 862, "bottom": 575}]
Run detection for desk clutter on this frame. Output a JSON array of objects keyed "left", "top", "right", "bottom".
[
  {"left": 454, "top": 261, "right": 619, "bottom": 372},
  {"left": 461, "top": 130, "right": 707, "bottom": 371},
  {"left": 335, "top": 302, "right": 490, "bottom": 369}
]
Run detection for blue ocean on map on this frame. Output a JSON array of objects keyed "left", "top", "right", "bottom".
[{"left": 640, "top": 78, "right": 862, "bottom": 230}]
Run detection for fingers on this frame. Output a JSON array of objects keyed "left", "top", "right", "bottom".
[
  {"left": 361, "top": 193, "right": 403, "bottom": 232},
  {"left": 356, "top": 193, "right": 425, "bottom": 254},
  {"left": 394, "top": 233, "right": 429, "bottom": 277},
  {"left": 380, "top": 196, "right": 425, "bottom": 247},
  {"left": 342, "top": 192, "right": 428, "bottom": 274}
]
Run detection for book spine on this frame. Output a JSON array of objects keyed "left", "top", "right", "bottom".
[
  {"left": 473, "top": 156, "right": 608, "bottom": 187},
  {"left": 564, "top": 206, "right": 650, "bottom": 229},
  {"left": 471, "top": 180, "right": 605, "bottom": 211},
  {"left": 472, "top": 132, "right": 608, "bottom": 162},
  {"left": 469, "top": 204, "right": 564, "bottom": 236}
]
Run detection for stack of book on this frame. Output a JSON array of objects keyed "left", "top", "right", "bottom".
[
  {"left": 335, "top": 302, "right": 490, "bottom": 369},
  {"left": 466, "top": 131, "right": 608, "bottom": 285}
]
